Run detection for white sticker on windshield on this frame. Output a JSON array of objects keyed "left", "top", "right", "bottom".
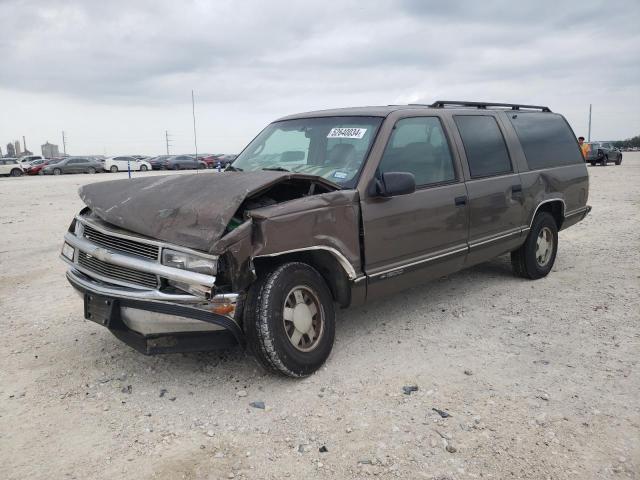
[
  {"left": 327, "top": 127, "right": 367, "bottom": 139},
  {"left": 333, "top": 171, "right": 348, "bottom": 179}
]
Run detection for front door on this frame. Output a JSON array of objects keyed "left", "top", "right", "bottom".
[{"left": 360, "top": 116, "right": 469, "bottom": 298}]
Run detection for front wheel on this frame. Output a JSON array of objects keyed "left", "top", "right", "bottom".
[
  {"left": 511, "top": 212, "right": 558, "bottom": 280},
  {"left": 87, "top": 167, "right": 96, "bottom": 174},
  {"left": 10, "top": 168, "right": 23, "bottom": 177},
  {"left": 110, "top": 165, "right": 118, "bottom": 173},
  {"left": 140, "top": 164, "right": 148, "bottom": 171},
  {"left": 615, "top": 155, "right": 622, "bottom": 165},
  {"left": 53, "top": 168, "right": 62, "bottom": 175},
  {"left": 602, "top": 155, "right": 608, "bottom": 166},
  {"left": 244, "top": 262, "right": 336, "bottom": 377}
]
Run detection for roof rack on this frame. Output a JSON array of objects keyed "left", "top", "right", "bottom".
[{"left": 428, "top": 100, "right": 552, "bottom": 112}]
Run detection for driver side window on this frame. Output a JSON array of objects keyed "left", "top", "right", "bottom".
[{"left": 378, "top": 117, "right": 456, "bottom": 187}]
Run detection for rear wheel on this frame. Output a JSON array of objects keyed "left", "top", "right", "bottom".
[
  {"left": 511, "top": 212, "right": 558, "bottom": 280},
  {"left": 244, "top": 262, "right": 336, "bottom": 377},
  {"left": 110, "top": 165, "right": 118, "bottom": 173},
  {"left": 198, "top": 162, "right": 206, "bottom": 169},
  {"left": 10, "top": 168, "right": 23, "bottom": 177}
]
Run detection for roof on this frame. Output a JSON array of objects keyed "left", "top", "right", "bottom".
[
  {"left": 276, "top": 105, "right": 424, "bottom": 121},
  {"left": 275, "top": 101, "right": 552, "bottom": 121}
]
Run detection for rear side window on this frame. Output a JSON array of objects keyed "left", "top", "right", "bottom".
[
  {"left": 454, "top": 116, "right": 512, "bottom": 178},
  {"left": 508, "top": 113, "right": 583, "bottom": 169},
  {"left": 378, "top": 117, "right": 456, "bottom": 187}
]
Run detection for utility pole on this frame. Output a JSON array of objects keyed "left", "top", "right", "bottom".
[
  {"left": 165, "top": 130, "right": 171, "bottom": 155},
  {"left": 587, "top": 104, "right": 592, "bottom": 142},
  {"left": 191, "top": 90, "right": 198, "bottom": 172},
  {"left": 62, "top": 131, "right": 67, "bottom": 155}
]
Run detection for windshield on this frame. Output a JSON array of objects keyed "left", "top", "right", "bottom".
[{"left": 232, "top": 116, "right": 383, "bottom": 187}]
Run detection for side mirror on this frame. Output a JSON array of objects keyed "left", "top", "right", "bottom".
[{"left": 371, "top": 171, "right": 416, "bottom": 197}]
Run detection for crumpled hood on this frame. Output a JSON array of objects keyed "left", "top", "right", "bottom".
[{"left": 79, "top": 171, "right": 338, "bottom": 252}]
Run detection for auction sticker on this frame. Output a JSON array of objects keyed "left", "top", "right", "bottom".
[{"left": 327, "top": 127, "right": 367, "bottom": 139}]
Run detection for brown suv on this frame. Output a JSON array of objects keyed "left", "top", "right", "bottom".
[{"left": 60, "top": 101, "right": 590, "bottom": 377}]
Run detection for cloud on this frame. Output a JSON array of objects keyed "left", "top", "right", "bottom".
[{"left": 0, "top": 0, "right": 638, "bottom": 154}]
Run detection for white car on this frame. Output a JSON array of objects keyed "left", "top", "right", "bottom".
[
  {"left": 0, "top": 158, "right": 24, "bottom": 177},
  {"left": 104, "top": 156, "right": 151, "bottom": 173}
]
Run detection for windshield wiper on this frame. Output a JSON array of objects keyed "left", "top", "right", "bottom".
[
  {"left": 225, "top": 165, "right": 243, "bottom": 171},
  {"left": 262, "top": 167, "right": 290, "bottom": 172}
]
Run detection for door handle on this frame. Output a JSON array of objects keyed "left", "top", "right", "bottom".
[
  {"left": 454, "top": 196, "right": 467, "bottom": 207},
  {"left": 512, "top": 184, "right": 523, "bottom": 193}
]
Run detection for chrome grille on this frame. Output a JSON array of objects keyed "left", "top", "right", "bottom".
[
  {"left": 83, "top": 223, "right": 159, "bottom": 260},
  {"left": 78, "top": 251, "right": 158, "bottom": 289}
]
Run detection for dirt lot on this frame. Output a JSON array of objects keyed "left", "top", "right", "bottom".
[{"left": 1, "top": 157, "right": 639, "bottom": 480}]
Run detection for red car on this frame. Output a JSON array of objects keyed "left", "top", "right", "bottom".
[
  {"left": 24, "top": 159, "right": 51, "bottom": 175},
  {"left": 201, "top": 154, "right": 237, "bottom": 169}
]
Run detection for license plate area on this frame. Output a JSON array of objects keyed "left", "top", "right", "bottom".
[{"left": 84, "top": 293, "right": 118, "bottom": 327}]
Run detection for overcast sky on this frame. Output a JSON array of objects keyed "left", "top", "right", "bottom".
[{"left": 1, "top": 0, "right": 639, "bottom": 156}]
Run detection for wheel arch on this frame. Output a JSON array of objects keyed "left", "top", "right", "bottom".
[
  {"left": 252, "top": 248, "right": 354, "bottom": 308},
  {"left": 530, "top": 199, "right": 565, "bottom": 230}
]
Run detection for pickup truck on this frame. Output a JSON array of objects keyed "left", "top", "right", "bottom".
[
  {"left": 60, "top": 101, "right": 590, "bottom": 377},
  {"left": 585, "top": 142, "right": 623, "bottom": 166}
]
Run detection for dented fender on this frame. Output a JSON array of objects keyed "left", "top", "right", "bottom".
[{"left": 211, "top": 190, "right": 362, "bottom": 292}]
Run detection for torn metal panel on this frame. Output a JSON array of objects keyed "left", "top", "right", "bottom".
[
  {"left": 78, "top": 171, "right": 339, "bottom": 252},
  {"left": 210, "top": 190, "right": 362, "bottom": 289}
]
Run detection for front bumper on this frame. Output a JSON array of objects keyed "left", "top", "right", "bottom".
[
  {"left": 61, "top": 214, "right": 243, "bottom": 354},
  {"left": 66, "top": 268, "right": 243, "bottom": 354}
]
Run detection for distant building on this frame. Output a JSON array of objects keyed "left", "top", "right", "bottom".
[
  {"left": 6, "top": 142, "right": 15, "bottom": 157},
  {"left": 41, "top": 141, "right": 60, "bottom": 158},
  {"left": 14, "top": 140, "right": 21, "bottom": 157}
]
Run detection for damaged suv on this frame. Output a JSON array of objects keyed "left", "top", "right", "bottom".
[{"left": 60, "top": 101, "right": 590, "bottom": 377}]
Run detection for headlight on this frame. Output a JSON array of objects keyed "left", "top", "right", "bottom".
[
  {"left": 74, "top": 220, "right": 84, "bottom": 237},
  {"left": 61, "top": 242, "right": 75, "bottom": 261},
  {"left": 162, "top": 249, "right": 217, "bottom": 276}
]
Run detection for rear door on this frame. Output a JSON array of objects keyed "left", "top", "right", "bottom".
[
  {"left": 360, "top": 114, "right": 469, "bottom": 298},
  {"left": 447, "top": 113, "right": 526, "bottom": 265}
]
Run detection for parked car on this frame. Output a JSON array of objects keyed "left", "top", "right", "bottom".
[
  {"left": 60, "top": 101, "right": 590, "bottom": 377},
  {"left": 0, "top": 158, "right": 23, "bottom": 177},
  {"left": 104, "top": 156, "right": 152, "bottom": 173},
  {"left": 24, "top": 158, "right": 54, "bottom": 175},
  {"left": 202, "top": 154, "right": 237, "bottom": 169},
  {"left": 164, "top": 155, "right": 207, "bottom": 170},
  {"left": 42, "top": 156, "right": 102, "bottom": 175},
  {"left": 584, "top": 142, "right": 622, "bottom": 166},
  {"left": 148, "top": 155, "right": 172, "bottom": 170},
  {"left": 18, "top": 155, "right": 43, "bottom": 167}
]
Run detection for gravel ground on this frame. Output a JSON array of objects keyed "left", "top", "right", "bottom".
[{"left": 1, "top": 157, "right": 639, "bottom": 480}]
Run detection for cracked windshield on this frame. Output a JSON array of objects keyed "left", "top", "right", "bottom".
[{"left": 231, "top": 116, "right": 383, "bottom": 186}]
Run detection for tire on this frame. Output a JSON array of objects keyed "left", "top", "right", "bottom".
[
  {"left": 198, "top": 163, "right": 206, "bottom": 169},
  {"left": 173, "top": 164, "right": 180, "bottom": 170},
  {"left": 87, "top": 167, "right": 96, "bottom": 174},
  {"left": 10, "top": 168, "right": 23, "bottom": 177},
  {"left": 511, "top": 212, "right": 558, "bottom": 280},
  {"left": 602, "top": 155, "right": 608, "bottom": 166},
  {"left": 244, "top": 262, "right": 336, "bottom": 377},
  {"left": 615, "top": 155, "right": 622, "bottom": 165},
  {"left": 140, "top": 165, "right": 148, "bottom": 171},
  {"left": 53, "top": 168, "right": 62, "bottom": 175},
  {"left": 109, "top": 165, "right": 118, "bottom": 173}
]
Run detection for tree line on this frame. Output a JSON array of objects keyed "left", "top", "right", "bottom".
[{"left": 613, "top": 134, "right": 640, "bottom": 149}]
